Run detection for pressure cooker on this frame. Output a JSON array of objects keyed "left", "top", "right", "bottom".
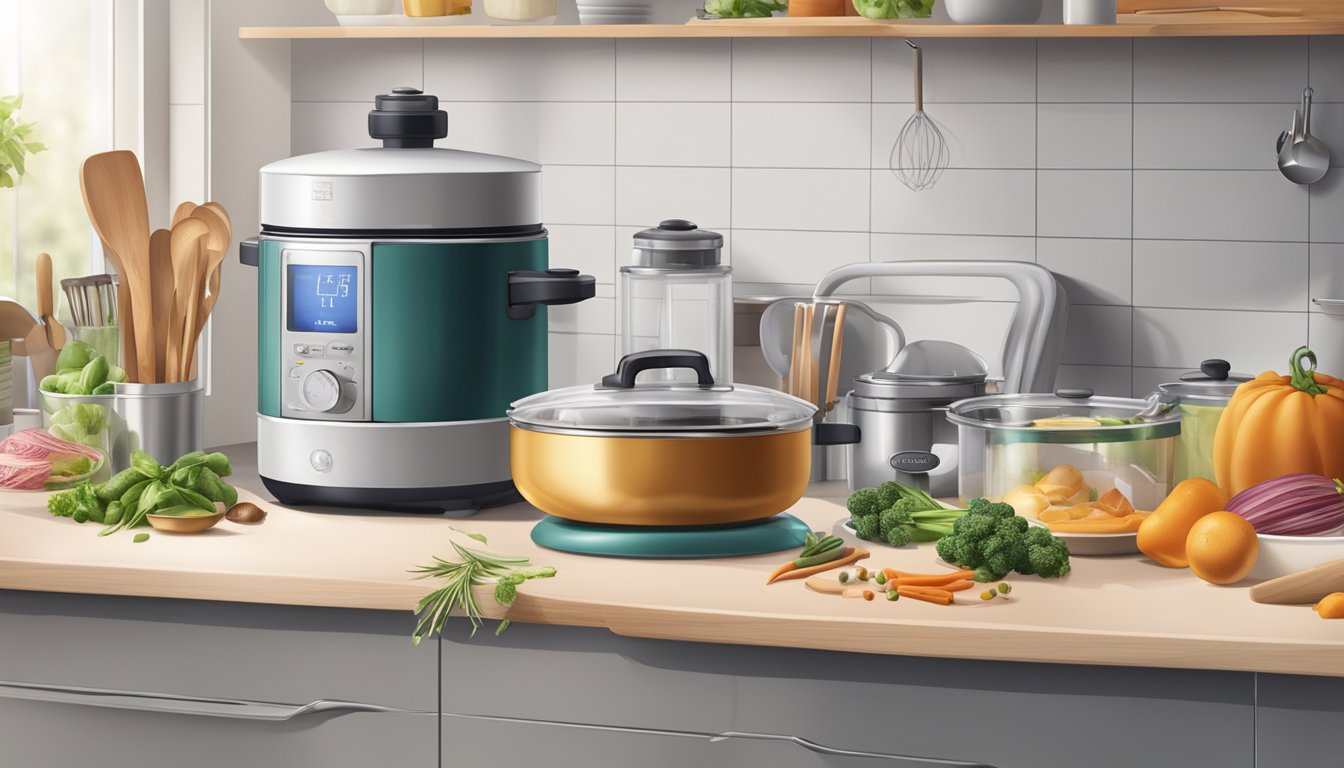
[{"left": 240, "top": 88, "right": 595, "bottom": 513}]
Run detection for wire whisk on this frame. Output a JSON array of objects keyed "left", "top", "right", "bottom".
[{"left": 890, "top": 40, "right": 948, "bottom": 192}]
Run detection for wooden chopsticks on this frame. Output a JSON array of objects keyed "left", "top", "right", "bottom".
[{"left": 785, "top": 301, "right": 847, "bottom": 413}]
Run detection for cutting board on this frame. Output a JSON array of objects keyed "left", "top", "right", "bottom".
[{"left": 1250, "top": 559, "right": 1344, "bottom": 604}]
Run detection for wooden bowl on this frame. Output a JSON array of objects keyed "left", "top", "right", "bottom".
[{"left": 146, "top": 510, "right": 225, "bottom": 533}]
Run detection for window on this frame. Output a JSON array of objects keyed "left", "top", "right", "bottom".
[{"left": 0, "top": 0, "right": 111, "bottom": 313}]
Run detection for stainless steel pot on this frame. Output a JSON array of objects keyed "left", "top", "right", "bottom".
[
  {"left": 509, "top": 350, "right": 858, "bottom": 526},
  {"left": 846, "top": 340, "right": 988, "bottom": 497}
]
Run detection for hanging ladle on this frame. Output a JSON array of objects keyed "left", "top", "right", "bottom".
[{"left": 1277, "top": 87, "right": 1330, "bottom": 185}]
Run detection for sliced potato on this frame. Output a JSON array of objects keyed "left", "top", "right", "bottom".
[{"left": 1003, "top": 484, "right": 1050, "bottom": 519}]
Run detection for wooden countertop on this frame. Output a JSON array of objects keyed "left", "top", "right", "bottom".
[{"left": 2, "top": 445, "right": 1342, "bottom": 677}]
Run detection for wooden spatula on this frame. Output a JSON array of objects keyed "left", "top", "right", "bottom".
[
  {"left": 148, "top": 229, "right": 173, "bottom": 382},
  {"left": 169, "top": 217, "right": 209, "bottom": 383},
  {"left": 34, "top": 252, "right": 66, "bottom": 350},
  {"left": 184, "top": 206, "right": 230, "bottom": 379},
  {"left": 80, "top": 151, "right": 153, "bottom": 383},
  {"left": 171, "top": 201, "right": 197, "bottom": 227},
  {"left": 1250, "top": 559, "right": 1344, "bottom": 605}
]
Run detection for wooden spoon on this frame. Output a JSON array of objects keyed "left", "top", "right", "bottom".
[
  {"left": 80, "top": 151, "right": 153, "bottom": 383},
  {"left": 184, "top": 206, "right": 230, "bottom": 379},
  {"left": 1250, "top": 559, "right": 1344, "bottom": 605},
  {"left": 170, "top": 201, "right": 198, "bottom": 227},
  {"left": 34, "top": 252, "right": 66, "bottom": 350},
  {"left": 148, "top": 229, "right": 173, "bottom": 382},
  {"left": 169, "top": 218, "right": 209, "bottom": 383}
]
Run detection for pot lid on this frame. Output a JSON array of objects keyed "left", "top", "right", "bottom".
[
  {"left": 509, "top": 350, "right": 815, "bottom": 434},
  {"left": 869, "top": 340, "right": 988, "bottom": 384},
  {"left": 259, "top": 88, "right": 541, "bottom": 234},
  {"left": 1158, "top": 359, "right": 1253, "bottom": 402},
  {"left": 629, "top": 220, "right": 725, "bottom": 269},
  {"left": 946, "top": 388, "right": 1181, "bottom": 443}
]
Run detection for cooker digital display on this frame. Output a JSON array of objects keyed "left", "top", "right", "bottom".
[{"left": 287, "top": 264, "right": 358, "bottom": 333}]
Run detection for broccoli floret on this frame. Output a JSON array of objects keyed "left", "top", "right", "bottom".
[
  {"left": 853, "top": 514, "right": 882, "bottom": 541},
  {"left": 493, "top": 573, "right": 526, "bottom": 607},
  {"left": 876, "top": 481, "right": 904, "bottom": 510},
  {"left": 47, "top": 482, "right": 102, "bottom": 523},
  {"left": 847, "top": 488, "right": 885, "bottom": 519},
  {"left": 879, "top": 506, "right": 915, "bottom": 547},
  {"left": 935, "top": 498, "right": 1070, "bottom": 581}
]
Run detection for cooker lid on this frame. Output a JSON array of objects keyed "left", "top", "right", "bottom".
[
  {"left": 1158, "top": 359, "right": 1253, "bottom": 404},
  {"left": 868, "top": 340, "right": 988, "bottom": 384},
  {"left": 946, "top": 388, "right": 1181, "bottom": 443},
  {"left": 629, "top": 220, "right": 725, "bottom": 270},
  {"left": 509, "top": 350, "right": 816, "bottom": 434},
  {"left": 259, "top": 88, "right": 541, "bottom": 234}
]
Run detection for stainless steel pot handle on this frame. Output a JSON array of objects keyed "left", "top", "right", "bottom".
[
  {"left": 441, "top": 711, "right": 996, "bottom": 767},
  {"left": 0, "top": 680, "right": 412, "bottom": 721}
]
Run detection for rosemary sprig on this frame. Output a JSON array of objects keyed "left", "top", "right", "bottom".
[{"left": 410, "top": 541, "right": 544, "bottom": 645}]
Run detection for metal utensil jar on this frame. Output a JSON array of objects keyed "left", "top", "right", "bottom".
[
  {"left": 620, "top": 220, "right": 732, "bottom": 385},
  {"left": 41, "top": 380, "right": 204, "bottom": 471}
]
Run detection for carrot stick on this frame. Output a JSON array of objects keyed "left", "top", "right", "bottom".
[
  {"left": 897, "top": 586, "right": 953, "bottom": 605},
  {"left": 917, "top": 579, "right": 974, "bottom": 593},
  {"left": 766, "top": 561, "right": 797, "bottom": 584},
  {"left": 769, "top": 547, "right": 870, "bottom": 584},
  {"left": 882, "top": 568, "right": 975, "bottom": 582},
  {"left": 887, "top": 571, "right": 977, "bottom": 588}
]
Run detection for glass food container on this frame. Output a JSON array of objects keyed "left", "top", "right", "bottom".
[
  {"left": 946, "top": 388, "right": 1181, "bottom": 511},
  {"left": 1157, "top": 359, "right": 1253, "bottom": 485},
  {"left": 620, "top": 220, "right": 732, "bottom": 385}
]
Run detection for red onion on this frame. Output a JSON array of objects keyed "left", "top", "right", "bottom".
[
  {"left": 1227, "top": 473, "right": 1344, "bottom": 536},
  {"left": 0, "top": 430, "right": 101, "bottom": 463},
  {"left": 0, "top": 453, "right": 54, "bottom": 490}
]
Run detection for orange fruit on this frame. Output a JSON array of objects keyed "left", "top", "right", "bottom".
[
  {"left": 1137, "top": 478, "right": 1229, "bottom": 568},
  {"left": 1185, "top": 511, "right": 1259, "bottom": 585}
]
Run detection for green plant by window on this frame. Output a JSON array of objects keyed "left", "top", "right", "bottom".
[{"left": 0, "top": 95, "right": 46, "bottom": 188}]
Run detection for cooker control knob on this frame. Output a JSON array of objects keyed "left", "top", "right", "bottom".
[{"left": 300, "top": 370, "right": 353, "bottom": 413}]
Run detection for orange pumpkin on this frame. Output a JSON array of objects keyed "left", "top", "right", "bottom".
[{"left": 1213, "top": 346, "right": 1344, "bottom": 496}]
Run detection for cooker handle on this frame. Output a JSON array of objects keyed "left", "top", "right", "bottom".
[
  {"left": 507, "top": 268, "right": 597, "bottom": 320},
  {"left": 600, "top": 350, "right": 715, "bottom": 389},
  {"left": 814, "top": 422, "right": 860, "bottom": 445},
  {"left": 239, "top": 238, "right": 259, "bottom": 267}
]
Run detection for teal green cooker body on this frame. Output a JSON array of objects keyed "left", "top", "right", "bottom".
[{"left": 257, "top": 237, "right": 548, "bottom": 423}]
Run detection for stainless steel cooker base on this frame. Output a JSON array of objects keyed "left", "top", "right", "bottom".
[{"left": 257, "top": 414, "right": 513, "bottom": 514}]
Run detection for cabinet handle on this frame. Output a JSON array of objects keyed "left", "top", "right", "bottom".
[
  {"left": 0, "top": 680, "right": 415, "bottom": 721},
  {"left": 441, "top": 711, "right": 995, "bottom": 766},
  {"left": 713, "top": 730, "right": 998, "bottom": 767}
]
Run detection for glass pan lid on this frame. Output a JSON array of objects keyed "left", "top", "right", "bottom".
[{"left": 510, "top": 383, "right": 816, "bottom": 434}]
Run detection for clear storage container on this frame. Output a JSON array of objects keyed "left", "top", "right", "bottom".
[
  {"left": 620, "top": 220, "right": 732, "bottom": 385},
  {"left": 1157, "top": 359, "right": 1252, "bottom": 486},
  {"left": 946, "top": 388, "right": 1181, "bottom": 511}
]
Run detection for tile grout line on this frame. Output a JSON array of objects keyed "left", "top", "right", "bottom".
[{"left": 1131, "top": 37, "right": 1137, "bottom": 396}]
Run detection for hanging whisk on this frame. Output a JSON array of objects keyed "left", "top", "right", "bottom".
[{"left": 890, "top": 40, "right": 948, "bottom": 192}]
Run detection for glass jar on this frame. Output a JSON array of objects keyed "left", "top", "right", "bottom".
[
  {"left": 1158, "top": 359, "right": 1252, "bottom": 485},
  {"left": 620, "top": 220, "right": 732, "bottom": 385}
]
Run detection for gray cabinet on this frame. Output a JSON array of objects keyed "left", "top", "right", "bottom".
[
  {"left": 1255, "top": 673, "right": 1344, "bottom": 768},
  {"left": 442, "top": 623, "right": 1256, "bottom": 768},
  {"left": 0, "top": 590, "right": 438, "bottom": 768}
]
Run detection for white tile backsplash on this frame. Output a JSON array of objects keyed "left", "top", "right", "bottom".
[
  {"left": 1309, "top": 313, "right": 1344, "bottom": 372},
  {"left": 1133, "top": 240, "right": 1308, "bottom": 312},
  {"left": 872, "top": 103, "right": 1035, "bottom": 170},
  {"left": 732, "top": 39, "right": 871, "bottom": 103},
  {"left": 1038, "top": 170, "right": 1131, "bottom": 239},
  {"left": 872, "top": 39, "right": 1036, "bottom": 103},
  {"left": 1037, "top": 103, "right": 1131, "bottom": 170},
  {"left": 292, "top": 35, "right": 1337, "bottom": 404},
  {"left": 872, "top": 169, "right": 1035, "bottom": 236},
  {"left": 1134, "top": 103, "right": 1287, "bottom": 171},
  {"left": 1133, "top": 38, "right": 1307, "bottom": 103},
  {"left": 1134, "top": 171, "right": 1307, "bottom": 242},
  {"left": 737, "top": 103, "right": 871, "bottom": 169},
  {"left": 424, "top": 40, "right": 614, "bottom": 101},
  {"left": 293, "top": 40, "right": 423, "bottom": 102},
  {"left": 615, "top": 40, "right": 732, "bottom": 102},
  {"left": 617, "top": 103, "right": 730, "bottom": 167},
  {"left": 1037, "top": 39, "right": 1132, "bottom": 103},
  {"left": 616, "top": 166, "right": 731, "bottom": 229},
  {"left": 1133, "top": 307, "right": 1307, "bottom": 371},
  {"left": 734, "top": 168, "right": 868, "bottom": 232},
  {"left": 1035, "top": 237, "right": 1132, "bottom": 306}
]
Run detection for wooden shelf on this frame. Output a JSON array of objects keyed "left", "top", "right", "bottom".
[{"left": 241, "top": 12, "right": 1344, "bottom": 39}]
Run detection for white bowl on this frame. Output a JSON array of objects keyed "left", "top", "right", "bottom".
[
  {"left": 325, "top": 0, "right": 395, "bottom": 14},
  {"left": 576, "top": 4, "right": 652, "bottom": 10},
  {"left": 574, "top": 0, "right": 651, "bottom": 7},
  {"left": 579, "top": 11, "right": 652, "bottom": 22},
  {"left": 1248, "top": 532, "right": 1344, "bottom": 581},
  {"left": 943, "top": 0, "right": 1042, "bottom": 23}
]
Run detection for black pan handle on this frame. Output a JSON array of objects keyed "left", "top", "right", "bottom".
[
  {"left": 507, "top": 268, "right": 596, "bottom": 320},
  {"left": 600, "top": 350, "right": 714, "bottom": 389},
  {"left": 814, "top": 422, "right": 860, "bottom": 446},
  {"left": 239, "top": 238, "right": 259, "bottom": 267}
]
